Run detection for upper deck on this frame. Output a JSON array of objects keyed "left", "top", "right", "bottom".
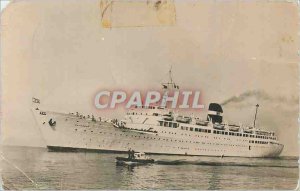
[{"left": 123, "top": 105, "right": 279, "bottom": 143}]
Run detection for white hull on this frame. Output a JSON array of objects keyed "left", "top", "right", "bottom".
[{"left": 32, "top": 109, "right": 284, "bottom": 158}]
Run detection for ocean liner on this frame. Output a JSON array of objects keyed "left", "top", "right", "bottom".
[{"left": 31, "top": 71, "right": 284, "bottom": 158}]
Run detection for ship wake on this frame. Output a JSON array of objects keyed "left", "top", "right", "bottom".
[{"left": 155, "top": 160, "right": 298, "bottom": 168}]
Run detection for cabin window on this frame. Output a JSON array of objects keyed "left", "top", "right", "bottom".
[
  {"left": 169, "top": 123, "right": 172, "bottom": 127},
  {"left": 225, "top": 132, "right": 228, "bottom": 135},
  {"left": 164, "top": 122, "right": 168, "bottom": 127},
  {"left": 195, "top": 128, "right": 199, "bottom": 132},
  {"left": 208, "top": 130, "right": 211, "bottom": 133},
  {"left": 159, "top": 121, "right": 163, "bottom": 126},
  {"left": 190, "top": 127, "right": 193, "bottom": 131},
  {"left": 173, "top": 123, "right": 177, "bottom": 128}
]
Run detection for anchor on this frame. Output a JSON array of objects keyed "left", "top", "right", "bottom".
[{"left": 48, "top": 118, "right": 56, "bottom": 127}]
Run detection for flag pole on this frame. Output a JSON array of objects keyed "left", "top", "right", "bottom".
[{"left": 253, "top": 104, "right": 259, "bottom": 128}]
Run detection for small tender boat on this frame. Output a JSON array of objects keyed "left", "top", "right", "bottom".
[{"left": 116, "top": 152, "right": 155, "bottom": 165}]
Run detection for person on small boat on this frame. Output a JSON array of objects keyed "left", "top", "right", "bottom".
[
  {"left": 128, "top": 149, "right": 132, "bottom": 159},
  {"left": 128, "top": 149, "right": 135, "bottom": 159},
  {"left": 131, "top": 150, "right": 135, "bottom": 159}
]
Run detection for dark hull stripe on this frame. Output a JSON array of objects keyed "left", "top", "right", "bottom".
[{"left": 46, "top": 146, "right": 281, "bottom": 158}]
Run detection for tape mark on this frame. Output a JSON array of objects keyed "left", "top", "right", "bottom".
[
  {"left": 100, "top": 0, "right": 176, "bottom": 28},
  {"left": 100, "top": 0, "right": 113, "bottom": 28},
  {"left": 0, "top": 153, "right": 38, "bottom": 188}
]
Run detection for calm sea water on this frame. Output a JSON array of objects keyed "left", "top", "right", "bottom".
[{"left": 0, "top": 146, "right": 298, "bottom": 190}]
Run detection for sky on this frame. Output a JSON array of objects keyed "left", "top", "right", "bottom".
[{"left": 1, "top": 0, "right": 299, "bottom": 156}]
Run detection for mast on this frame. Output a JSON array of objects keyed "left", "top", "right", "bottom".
[
  {"left": 161, "top": 66, "right": 178, "bottom": 90},
  {"left": 169, "top": 66, "right": 173, "bottom": 85},
  {"left": 160, "top": 66, "right": 179, "bottom": 109},
  {"left": 253, "top": 104, "right": 259, "bottom": 128}
]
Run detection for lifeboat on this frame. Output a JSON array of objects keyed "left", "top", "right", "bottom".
[
  {"left": 213, "top": 123, "right": 225, "bottom": 130},
  {"left": 176, "top": 116, "right": 191, "bottom": 123},
  {"left": 229, "top": 126, "right": 240, "bottom": 132},
  {"left": 244, "top": 129, "right": 253, "bottom": 134},
  {"left": 163, "top": 114, "right": 173, "bottom": 121},
  {"left": 196, "top": 120, "right": 209, "bottom": 126}
]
